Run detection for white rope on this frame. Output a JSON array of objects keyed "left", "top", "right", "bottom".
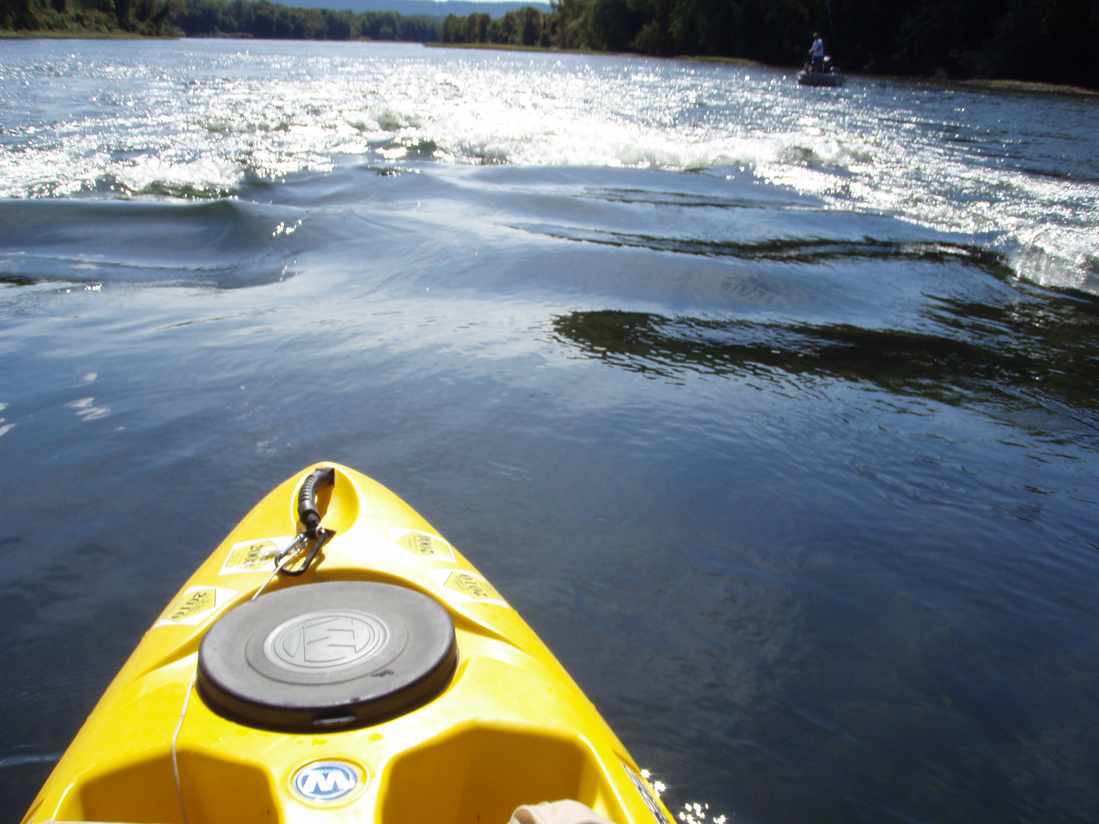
[
  {"left": 170, "top": 673, "right": 196, "bottom": 824},
  {"left": 170, "top": 553, "right": 288, "bottom": 822},
  {"left": 252, "top": 562, "right": 284, "bottom": 601}
]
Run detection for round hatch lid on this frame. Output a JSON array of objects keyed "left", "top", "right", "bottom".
[{"left": 198, "top": 581, "right": 457, "bottom": 731}]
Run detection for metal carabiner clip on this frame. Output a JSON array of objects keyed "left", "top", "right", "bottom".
[{"left": 277, "top": 527, "right": 333, "bottom": 576}]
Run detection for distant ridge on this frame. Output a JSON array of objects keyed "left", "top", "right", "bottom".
[{"left": 280, "top": 0, "right": 551, "bottom": 17}]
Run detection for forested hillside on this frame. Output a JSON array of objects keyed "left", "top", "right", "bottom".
[
  {"left": 2, "top": 0, "right": 1097, "bottom": 89},
  {"left": 0, "top": 0, "right": 441, "bottom": 38},
  {"left": 445, "top": 0, "right": 1099, "bottom": 89},
  {"left": 284, "top": 0, "right": 548, "bottom": 18}
]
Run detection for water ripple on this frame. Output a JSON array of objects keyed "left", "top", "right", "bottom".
[
  {"left": 2, "top": 40, "right": 1096, "bottom": 292},
  {"left": 550, "top": 304, "right": 1099, "bottom": 442}
]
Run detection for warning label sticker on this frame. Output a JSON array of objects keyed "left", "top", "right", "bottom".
[
  {"left": 221, "top": 537, "right": 292, "bottom": 575},
  {"left": 392, "top": 529, "right": 455, "bottom": 561},
  {"left": 155, "top": 586, "right": 234, "bottom": 627},
  {"left": 444, "top": 571, "right": 504, "bottom": 603}
]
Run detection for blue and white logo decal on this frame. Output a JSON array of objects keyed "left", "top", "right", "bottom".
[{"left": 293, "top": 760, "right": 359, "bottom": 803}]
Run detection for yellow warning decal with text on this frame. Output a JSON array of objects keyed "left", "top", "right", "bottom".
[
  {"left": 155, "top": 586, "right": 233, "bottom": 627},
  {"left": 444, "top": 571, "right": 504, "bottom": 603},
  {"left": 221, "top": 537, "right": 291, "bottom": 575},
  {"left": 392, "top": 529, "right": 455, "bottom": 561}
]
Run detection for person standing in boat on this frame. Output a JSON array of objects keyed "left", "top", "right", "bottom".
[{"left": 809, "top": 32, "right": 825, "bottom": 72}]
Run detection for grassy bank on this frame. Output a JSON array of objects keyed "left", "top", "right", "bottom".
[
  {"left": 679, "top": 54, "right": 769, "bottom": 68},
  {"left": 428, "top": 41, "right": 769, "bottom": 68},
  {"left": 957, "top": 78, "right": 1099, "bottom": 98},
  {"left": 426, "top": 41, "right": 600, "bottom": 56}
]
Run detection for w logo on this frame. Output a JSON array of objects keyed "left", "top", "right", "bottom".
[{"left": 293, "top": 761, "right": 359, "bottom": 802}]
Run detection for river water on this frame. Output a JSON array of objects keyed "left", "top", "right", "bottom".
[{"left": 2, "top": 39, "right": 1098, "bottom": 823}]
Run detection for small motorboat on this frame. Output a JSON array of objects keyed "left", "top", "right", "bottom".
[
  {"left": 23, "top": 463, "right": 675, "bottom": 824},
  {"left": 798, "top": 56, "right": 845, "bottom": 87}
]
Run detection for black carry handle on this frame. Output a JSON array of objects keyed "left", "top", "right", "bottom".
[{"left": 297, "top": 466, "right": 336, "bottom": 537}]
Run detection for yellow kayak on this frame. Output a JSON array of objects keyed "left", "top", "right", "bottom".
[{"left": 23, "top": 463, "right": 674, "bottom": 824}]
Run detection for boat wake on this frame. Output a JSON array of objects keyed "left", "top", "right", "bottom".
[
  {"left": 0, "top": 199, "right": 306, "bottom": 289},
  {"left": 2, "top": 41, "right": 1095, "bottom": 299}
]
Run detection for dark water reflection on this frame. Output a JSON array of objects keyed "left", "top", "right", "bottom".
[
  {"left": 530, "top": 226, "right": 1015, "bottom": 275},
  {"left": 552, "top": 288, "right": 1099, "bottom": 432}
]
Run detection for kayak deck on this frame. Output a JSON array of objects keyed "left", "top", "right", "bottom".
[{"left": 24, "top": 464, "right": 672, "bottom": 824}]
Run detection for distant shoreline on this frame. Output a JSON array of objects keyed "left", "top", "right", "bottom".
[
  {"left": 426, "top": 41, "right": 781, "bottom": 70},
  {"left": 5, "top": 31, "right": 1097, "bottom": 99},
  {"left": 429, "top": 43, "right": 1098, "bottom": 97},
  {"left": 426, "top": 41, "right": 763, "bottom": 63},
  {"left": 956, "top": 78, "right": 1099, "bottom": 98},
  {"left": 425, "top": 41, "right": 603, "bottom": 56}
]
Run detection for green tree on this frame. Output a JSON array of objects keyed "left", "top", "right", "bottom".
[
  {"left": 463, "top": 11, "right": 487, "bottom": 41},
  {"left": 441, "top": 12, "right": 461, "bottom": 41},
  {"left": 585, "top": 0, "right": 642, "bottom": 51},
  {"left": 518, "top": 6, "right": 541, "bottom": 45}
]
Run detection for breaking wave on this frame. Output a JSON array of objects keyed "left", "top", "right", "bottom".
[{"left": 0, "top": 198, "right": 304, "bottom": 288}]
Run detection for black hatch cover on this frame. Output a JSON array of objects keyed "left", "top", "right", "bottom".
[{"left": 198, "top": 581, "right": 457, "bottom": 731}]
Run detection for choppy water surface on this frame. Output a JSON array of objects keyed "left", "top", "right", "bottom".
[{"left": 2, "top": 39, "right": 1098, "bottom": 823}]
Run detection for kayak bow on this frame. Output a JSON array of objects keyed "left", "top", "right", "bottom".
[{"left": 23, "top": 463, "right": 673, "bottom": 824}]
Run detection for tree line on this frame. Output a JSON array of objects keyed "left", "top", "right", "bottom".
[
  {"left": 0, "top": 0, "right": 441, "bottom": 39},
  {"left": 444, "top": 0, "right": 1099, "bottom": 89},
  {"left": 2, "top": 0, "right": 1097, "bottom": 89},
  {"left": 173, "top": 0, "right": 439, "bottom": 40}
]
